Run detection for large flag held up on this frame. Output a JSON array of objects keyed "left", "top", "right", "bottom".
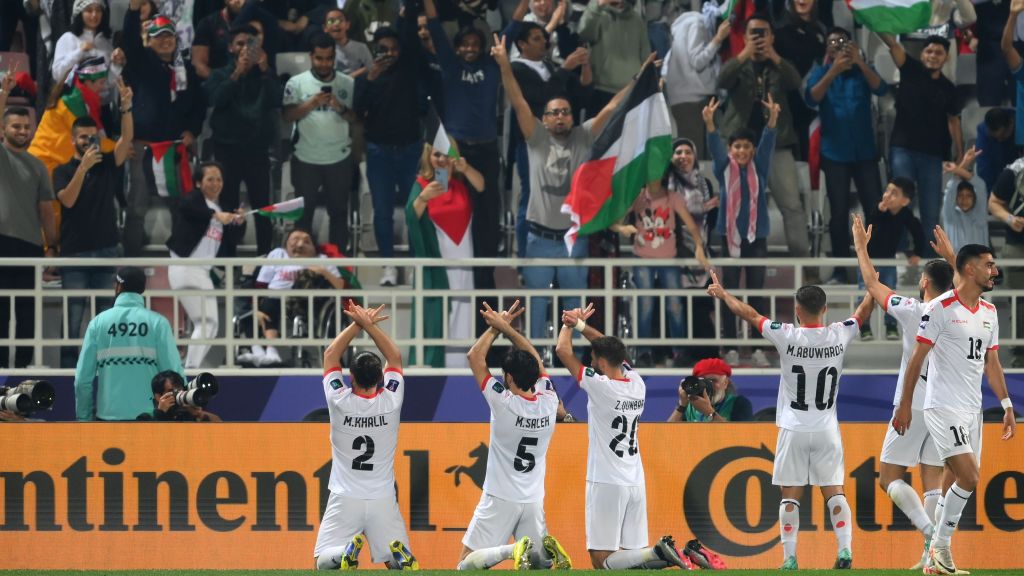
[
  {"left": 846, "top": 0, "right": 931, "bottom": 34},
  {"left": 561, "top": 65, "right": 673, "bottom": 251}
]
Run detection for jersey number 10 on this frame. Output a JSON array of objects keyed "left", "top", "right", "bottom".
[{"left": 790, "top": 365, "right": 838, "bottom": 411}]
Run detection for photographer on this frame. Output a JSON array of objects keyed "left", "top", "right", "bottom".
[
  {"left": 146, "top": 371, "right": 222, "bottom": 422},
  {"left": 667, "top": 357, "right": 752, "bottom": 422}
]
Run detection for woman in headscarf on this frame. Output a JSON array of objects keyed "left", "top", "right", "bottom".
[{"left": 51, "top": 0, "right": 124, "bottom": 94}]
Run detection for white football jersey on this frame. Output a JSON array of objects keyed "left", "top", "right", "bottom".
[
  {"left": 884, "top": 292, "right": 929, "bottom": 410},
  {"left": 322, "top": 366, "right": 404, "bottom": 499},
  {"left": 579, "top": 364, "right": 646, "bottom": 487},
  {"left": 480, "top": 375, "right": 560, "bottom": 503},
  {"left": 917, "top": 290, "right": 999, "bottom": 413},
  {"left": 760, "top": 317, "right": 859, "bottom": 432}
]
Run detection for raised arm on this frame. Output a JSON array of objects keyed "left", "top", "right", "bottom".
[
  {"left": 482, "top": 300, "right": 542, "bottom": 369},
  {"left": 590, "top": 52, "right": 657, "bottom": 136},
  {"left": 492, "top": 34, "right": 536, "bottom": 140},
  {"left": 852, "top": 214, "right": 895, "bottom": 304},
  {"left": 555, "top": 320, "right": 584, "bottom": 379},
  {"left": 852, "top": 292, "right": 875, "bottom": 327},
  {"left": 324, "top": 302, "right": 364, "bottom": 368},
  {"left": 113, "top": 80, "right": 134, "bottom": 166},
  {"left": 984, "top": 348, "right": 1017, "bottom": 440},
  {"left": 878, "top": 33, "right": 906, "bottom": 68},
  {"left": 352, "top": 304, "right": 402, "bottom": 371},
  {"left": 706, "top": 269, "right": 765, "bottom": 328},
  {"left": 1004, "top": 0, "right": 1024, "bottom": 72}
]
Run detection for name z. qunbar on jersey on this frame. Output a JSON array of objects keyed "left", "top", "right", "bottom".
[
  {"left": 759, "top": 317, "right": 860, "bottom": 431},
  {"left": 322, "top": 367, "right": 404, "bottom": 499}
]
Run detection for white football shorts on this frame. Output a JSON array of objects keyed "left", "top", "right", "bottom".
[
  {"left": 462, "top": 492, "right": 547, "bottom": 551},
  {"left": 881, "top": 407, "right": 943, "bottom": 468},
  {"left": 585, "top": 481, "right": 649, "bottom": 551},
  {"left": 773, "top": 426, "right": 845, "bottom": 487},
  {"left": 313, "top": 491, "right": 410, "bottom": 564},
  {"left": 923, "top": 407, "right": 983, "bottom": 464}
]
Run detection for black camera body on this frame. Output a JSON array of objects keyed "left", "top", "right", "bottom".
[
  {"left": 680, "top": 376, "right": 714, "bottom": 398},
  {"left": 0, "top": 380, "right": 56, "bottom": 416},
  {"left": 173, "top": 372, "right": 219, "bottom": 408}
]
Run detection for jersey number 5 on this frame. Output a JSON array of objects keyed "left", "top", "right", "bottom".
[
  {"left": 790, "top": 365, "right": 838, "bottom": 411},
  {"left": 514, "top": 437, "right": 539, "bottom": 473},
  {"left": 352, "top": 435, "right": 375, "bottom": 470},
  {"left": 609, "top": 415, "right": 639, "bottom": 457}
]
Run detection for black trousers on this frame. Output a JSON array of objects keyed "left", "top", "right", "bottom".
[
  {"left": 823, "top": 156, "right": 882, "bottom": 264},
  {"left": 214, "top": 142, "right": 273, "bottom": 255},
  {"left": 456, "top": 139, "right": 502, "bottom": 343},
  {"left": 721, "top": 237, "right": 767, "bottom": 340},
  {"left": 0, "top": 235, "right": 43, "bottom": 368},
  {"left": 291, "top": 156, "right": 356, "bottom": 253}
]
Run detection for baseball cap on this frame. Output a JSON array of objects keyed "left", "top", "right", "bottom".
[
  {"left": 692, "top": 357, "right": 732, "bottom": 378},
  {"left": 147, "top": 15, "right": 176, "bottom": 37},
  {"left": 116, "top": 266, "right": 147, "bottom": 294}
]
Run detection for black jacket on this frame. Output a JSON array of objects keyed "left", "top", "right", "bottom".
[{"left": 166, "top": 191, "right": 245, "bottom": 257}]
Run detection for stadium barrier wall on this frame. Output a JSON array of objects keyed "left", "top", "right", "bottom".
[{"left": 3, "top": 423, "right": 1023, "bottom": 570}]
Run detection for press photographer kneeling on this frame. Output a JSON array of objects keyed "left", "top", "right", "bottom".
[
  {"left": 143, "top": 371, "right": 222, "bottom": 422},
  {"left": 667, "top": 358, "right": 752, "bottom": 422}
]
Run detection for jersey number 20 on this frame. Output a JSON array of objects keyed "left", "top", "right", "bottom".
[
  {"left": 609, "top": 415, "right": 639, "bottom": 457},
  {"left": 790, "top": 365, "right": 838, "bottom": 411}
]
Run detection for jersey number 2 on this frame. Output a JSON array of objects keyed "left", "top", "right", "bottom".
[
  {"left": 790, "top": 365, "right": 838, "bottom": 411},
  {"left": 514, "top": 437, "right": 538, "bottom": 473},
  {"left": 352, "top": 435, "right": 375, "bottom": 470},
  {"left": 609, "top": 415, "right": 639, "bottom": 457},
  {"left": 966, "top": 337, "right": 984, "bottom": 360}
]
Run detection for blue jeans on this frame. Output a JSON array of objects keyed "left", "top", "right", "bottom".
[
  {"left": 633, "top": 265, "right": 685, "bottom": 353},
  {"left": 522, "top": 231, "right": 588, "bottom": 338},
  {"left": 61, "top": 245, "right": 119, "bottom": 367},
  {"left": 366, "top": 141, "right": 421, "bottom": 257},
  {"left": 857, "top": 265, "right": 897, "bottom": 330},
  {"left": 890, "top": 146, "right": 942, "bottom": 256}
]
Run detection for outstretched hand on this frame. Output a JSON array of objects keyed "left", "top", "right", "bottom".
[
  {"left": 852, "top": 213, "right": 872, "bottom": 250},
  {"left": 343, "top": 302, "right": 389, "bottom": 328},
  {"left": 762, "top": 92, "right": 781, "bottom": 129},
  {"left": 702, "top": 97, "right": 720, "bottom": 129},
  {"left": 561, "top": 302, "right": 596, "bottom": 327},
  {"left": 705, "top": 269, "right": 727, "bottom": 300},
  {"left": 480, "top": 300, "right": 524, "bottom": 331},
  {"left": 929, "top": 225, "right": 955, "bottom": 264},
  {"left": 491, "top": 34, "right": 508, "bottom": 64}
]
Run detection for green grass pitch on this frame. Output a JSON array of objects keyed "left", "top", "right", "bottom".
[{"left": 3, "top": 571, "right": 1023, "bottom": 575}]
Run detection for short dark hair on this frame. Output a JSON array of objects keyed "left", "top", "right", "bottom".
[
  {"left": 325, "top": 7, "right": 346, "bottom": 20},
  {"left": 828, "top": 26, "right": 852, "bottom": 39},
  {"left": 310, "top": 32, "right": 336, "bottom": 51},
  {"left": 502, "top": 349, "right": 540, "bottom": 392},
  {"left": 728, "top": 127, "right": 758, "bottom": 146},
  {"left": 956, "top": 180, "right": 976, "bottom": 195},
  {"left": 151, "top": 370, "right": 184, "bottom": 395},
  {"left": 453, "top": 26, "right": 485, "bottom": 49},
  {"left": 746, "top": 13, "right": 773, "bottom": 30},
  {"left": 229, "top": 24, "right": 259, "bottom": 42},
  {"left": 350, "top": 351, "right": 383, "bottom": 388},
  {"left": 923, "top": 259, "right": 954, "bottom": 293},
  {"left": 924, "top": 35, "right": 950, "bottom": 51},
  {"left": 956, "top": 244, "right": 994, "bottom": 273},
  {"left": 591, "top": 336, "right": 628, "bottom": 366},
  {"left": 544, "top": 94, "right": 572, "bottom": 110},
  {"left": 3, "top": 106, "right": 30, "bottom": 121},
  {"left": 71, "top": 116, "right": 99, "bottom": 132},
  {"left": 193, "top": 161, "right": 224, "bottom": 187},
  {"left": 515, "top": 22, "right": 547, "bottom": 49},
  {"left": 373, "top": 26, "right": 400, "bottom": 44},
  {"left": 985, "top": 107, "right": 1014, "bottom": 132},
  {"left": 795, "top": 285, "right": 827, "bottom": 316},
  {"left": 116, "top": 266, "right": 147, "bottom": 294},
  {"left": 889, "top": 176, "right": 916, "bottom": 201}
]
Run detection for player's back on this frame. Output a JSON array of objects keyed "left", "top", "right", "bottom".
[
  {"left": 322, "top": 367, "right": 405, "bottom": 499},
  {"left": 480, "top": 376, "right": 560, "bottom": 503},
  {"left": 578, "top": 364, "right": 646, "bottom": 486},
  {"left": 883, "top": 293, "right": 930, "bottom": 410},
  {"left": 760, "top": 317, "right": 859, "bottom": 432}
]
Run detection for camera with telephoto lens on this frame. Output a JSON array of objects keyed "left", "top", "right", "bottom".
[
  {"left": 680, "top": 376, "right": 714, "bottom": 398},
  {"left": 173, "top": 373, "right": 219, "bottom": 408},
  {"left": 0, "top": 380, "right": 56, "bottom": 416}
]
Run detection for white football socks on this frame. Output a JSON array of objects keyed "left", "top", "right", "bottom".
[
  {"left": 457, "top": 544, "right": 514, "bottom": 570},
  {"left": 827, "top": 494, "right": 853, "bottom": 552},
  {"left": 923, "top": 489, "right": 941, "bottom": 539},
  {"left": 315, "top": 547, "right": 344, "bottom": 570},
  {"left": 887, "top": 479, "right": 933, "bottom": 536},
  {"left": 933, "top": 483, "right": 973, "bottom": 548},
  {"left": 603, "top": 547, "right": 657, "bottom": 569},
  {"left": 779, "top": 499, "right": 800, "bottom": 560},
  {"left": 933, "top": 493, "right": 945, "bottom": 527}
]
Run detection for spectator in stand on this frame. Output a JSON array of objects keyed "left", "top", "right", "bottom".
[
  {"left": 284, "top": 33, "right": 357, "bottom": 257},
  {"left": 166, "top": 162, "right": 246, "bottom": 369},
  {"left": 610, "top": 149, "right": 710, "bottom": 368},
  {"left": 578, "top": 0, "right": 649, "bottom": 114},
  {"left": 122, "top": 2, "right": 207, "bottom": 255},
  {"left": 324, "top": 8, "right": 373, "bottom": 77},
  {"left": 193, "top": 0, "right": 281, "bottom": 80},
  {"left": 1002, "top": 0, "right": 1024, "bottom": 156},
  {"left": 941, "top": 146, "right": 988, "bottom": 251},
  {"left": 508, "top": 20, "right": 592, "bottom": 256},
  {"left": 29, "top": 56, "right": 116, "bottom": 175},
  {"left": 717, "top": 13, "right": 811, "bottom": 265},
  {"left": 152, "top": 0, "right": 198, "bottom": 52},
  {"left": 239, "top": 228, "right": 348, "bottom": 367},
  {"left": 53, "top": 82, "right": 134, "bottom": 369},
  {"left": 859, "top": 177, "right": 925, "bottom": 341},
  {"left": 1, "top": 2, "right": 39, "bottom": 77},
  {"left": 406, "top": 142, "right": 485, "bottom": 367},
  {"left": 773, "top": 0, "right": 826, "bottom": 161},
  {"left": 667, "top": 357, "right": 753, "bottom": 422},
  {"left": 703, "top": 95, "right": 778, "bottom": 367},
  {"left": 23, "top": 0, "right": 75, "bottom": 111},
  {"left": 880, "top": 33, "right": 962, "bottom": 254},
  {"left": 51, "top": 0, "right": 125, "bottom": 98},
  {"left": 494, "top": 36, "right": 644, "bottom": 339},
  {"left": 521, "top": 0, "right": 569, "bottom": 63},
  {"left": 206, "top": 24, "right": 282, "bottom": 256},
  {"left": 977, "top": 0, "right": 1013, "bottom": 106},
  {"left": 424, "top": 0, "right": 502, "bottom": 292},
  {"left": 989, "top": 153, "right": 1024, "bottom": 365},
  {"left": 356, "top": 11, "right": 424, "bottom": 287},
  {"left": 0, "top": 77, "right": 59, "bottom": 369},
  {"left": 662, "top": 1, "right": 731, "bottom": 159},
  {"left": 805, "top": 27, "right": 886, "bottom": 284},
  {"left": 975, "top": 108, "right": 1017, "bottom": 192}
]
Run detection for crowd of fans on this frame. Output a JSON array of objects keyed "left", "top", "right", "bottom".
[{"left": 2, "top": 0, "right": 1024, "bottom": 370}]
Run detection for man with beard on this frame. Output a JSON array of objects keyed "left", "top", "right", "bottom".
[
  {"left": 0, "top": 71, "right": 58, "bottom": 368},
  {"left": 893, "top": 243, "right": 1016, "bottom": 575}
]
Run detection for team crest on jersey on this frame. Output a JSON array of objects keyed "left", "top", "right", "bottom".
[
  {"left": 843, "top": 319, "right": 856, "bottom": 326},
  {"left": 891, "top": 296, "right": 902, "bottom": 306},
  {"left": 329, "top": 378, "right": 343, "bottom": 390},
  {"left": 385, "top": 378, "right": 400, "bottom": 392},
  {"left": 920, "top": 314, "right": 930, "bottom": 330},
  {"left": 492, "top": 380, "right": 506, "bottom": 393},
  {"left": 984, "top": 321, "right": 992, "bottom": 330},
  {"left": 770, "top": 321, "right": 782, "bottom": 329}
]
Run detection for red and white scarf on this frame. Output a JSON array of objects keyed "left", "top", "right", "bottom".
[{"left": 723, "top": 158, "right": 759, "bottom": 257}]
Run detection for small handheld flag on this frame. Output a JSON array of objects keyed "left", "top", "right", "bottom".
[
  {"left": 251, "top": 197, "right": 305, "bottom": 220},
  {"left": 432, "top": 123, "right": 460, "bottom": 160}
]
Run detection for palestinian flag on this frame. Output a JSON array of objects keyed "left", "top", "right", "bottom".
[
  {"left": 432, "top": 122, "right": 460, "bottom": 159},
  {"left": 256, "top": 197, "right": 305, "bottom": 220},
  {"left": 561, "top": 65, "right": 672, "bottom": 251},
  {"left": 808, "top": 117, "right": 821, "bottom": 191},
  {"left": 143, "top": 141, "right": 193, "bottom": 198},
  {"left": 847, "top": 0, "right": 930, "bottom": 34},
  {"left": 719, "top": 0, "right": 740, "bottom": 18}
]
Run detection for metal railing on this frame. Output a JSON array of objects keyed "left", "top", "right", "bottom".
[{"left": 1, "top": 256, "right": 1022, "bottom": 371}]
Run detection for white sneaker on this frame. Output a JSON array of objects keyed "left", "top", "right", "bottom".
[
  {"left": 751, "top": 349, "right": 771, "bottom": 368},
  {"left": 928, "top": 546, "right": 958, "bottom": 575},
  {"left": 257, "top": 349, "right": 284, "bottom": 367},
  {"left": 380, "top": 265, "right": 398, "bottom": 286},
  {"left": 723, "top": 350, "right": 739, "bottom": 366},
  {"left": 237, "top": 349, "right": 264, "bottom": 366}
]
